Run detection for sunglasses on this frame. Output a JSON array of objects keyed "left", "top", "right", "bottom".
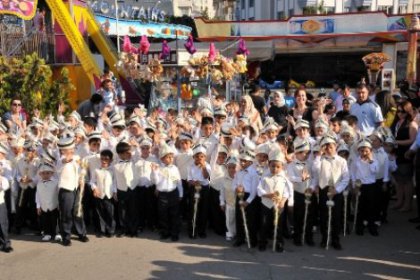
[{"left": 12, "top": 103, "right": 22, "bottom": 107}]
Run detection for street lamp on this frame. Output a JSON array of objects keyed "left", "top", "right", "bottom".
[{"left": 406, "top": 14, "right": 420, "bottom": 86}]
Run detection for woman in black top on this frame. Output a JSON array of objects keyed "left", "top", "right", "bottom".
[
  {"left": 391, "top": 100, "right": 418, "bottom": 212},
  {"left": 267, "top": 90, "right": 289, "bottom": 134}
]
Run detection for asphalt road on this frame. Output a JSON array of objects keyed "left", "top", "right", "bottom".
[{"left": 1, "top": 208, "right": 419, "bottom": 280}]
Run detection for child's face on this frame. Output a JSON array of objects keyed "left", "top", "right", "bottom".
[
  {"left": 239, "top": 159, "right": 252, "bottom": 170},
  {"left": 330, "top": 122, "right": 340, "bottom": 134},
  {"left": 140, "top": 145, "right": 151, "bottom": 158},
  {"left": 295, "top": 151, "right": 308, "bottom": 161},
  {"left": 227, "top": 164, "right": 236, "bottom": 178},
  {"left": 162, "top": 153, "right": 174, "bottom": 165},
  {"left": 269, "top": 160, "right": 283, "bottom": 175},
  {"left": 266, "top": 129, "right": 278, "bottom": 140},
  {"left": 25, "top": 149, "right": 36, "bottom": 158},
  {"left": 194, "top": 153, "right": 206, "bottom": 166},
  {"left": 89, "top": 140, "right": 101, "bottom": 152},
  {"left": 341, "top": 133, "right": 352, "bottom": 144},
  {"left": 201, "top": 124, "right": 213, "bottom": 137},
  {"left": 118, "top": 150, "right": 131, "bottom": 161},
  {"left": 179, "top": 139, "right": 191, "bottom": 151},
  {"left": 100, "top": 155, "right": 112, "bottom": 168},
  {"left": 358, "top": 147, "right": 371, "bottom": 159},
  {"left": 74, "top": 134, "right": 84, "bottom": 145},
  {"left": 39, "top": 171, "right": 54, "bottom": 180},
  {"left": 256, "top": 153, "right": 268, "bottom": 164},
  {"left": 315, "top": 127, "right": 325, "bottom": 137},
  {"left": 60, "top": 148, "right": 75, "bottom": 159},
  {"left": 217, "top": 152, "right": 227, "bottom": 165},
  {"left": 370, "top": 136, "right": 382, "bottom": 149},
  {"left": 67, "top": 117, "right": 78, "bottom": 128},
  {"left": 323, "top": 143, "right": 336, "bottom": 156},
  {"left": 42, "top": 139, "right": 52, "bottom": 148},
  {"left": 129, "top": 123, "right": 141, "bottom": 136},
  {"left": 223, "top": 136, "right": 232, "bottom": 147},
  {"left": 112, "top": 127, "right": 123, "bottom": 136},
  {"left": 296, "top": 127, "right": 309, "bottom": 138}
]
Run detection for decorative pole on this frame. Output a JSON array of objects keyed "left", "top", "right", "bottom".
[{"left": 406, "top": 14, "right": 420, "bottom": 86}]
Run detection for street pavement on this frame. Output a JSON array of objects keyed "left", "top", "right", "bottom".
[{"left": 1, "top": 208, "right": 419, "bottom": 280}]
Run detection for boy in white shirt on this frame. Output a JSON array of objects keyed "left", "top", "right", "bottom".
[
  {"left": 257, "top": 149, "right": 290, "bottom": 252},
  {"left": 151, "top": 143, "right": 183, "bottom": 241},
  {"left": 175, "top": 132, "right": 193, "bottom": 221},
  {"left": 36, "top": 163, "right": 60, "bottom": 242},
  {"left": 187, "top": 144, "right": 211, "bottom": 238},
  {"left": 0, "top": 166, "right": 12, "bottom": 252},
  {"left": 218, "top": 156, "right": 238, "bottom": 241},
  {"left": 91, "top": 149, "right": 117, "bottom": 237},
  {"left": 351, "top": 139, "right": 379, "bottom": 236}
]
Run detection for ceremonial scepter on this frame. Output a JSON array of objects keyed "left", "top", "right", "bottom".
[
  {"left": 75, "top": 159, "right": 88, "bottom": 218},
  {"left": 352, "top": 179, "right": 362, "bottom": 234},
  {"left": 192, "top": 183, "right": 202, "bottom": 238},
  {"left": 343, "top": 187, "right": 349, "bottom": 237},
  {"left": 326, "top": 185, "right": 335, "bottom": 250},
  {"left": 237, "top": 186, "right": 251, "bottom": 249},
  {"left": 272, "top": 191, "right": 282, "bottom": 252},
  {"left": 302, "top": 167, "right": 311, "bottom": 245},
  {"left": 18, "top": 158, "right": 30, "bottom": 208}
]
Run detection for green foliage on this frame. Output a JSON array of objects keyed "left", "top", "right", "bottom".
[{"left": 0, "top": 53, "right": 73, "bottom": 118}]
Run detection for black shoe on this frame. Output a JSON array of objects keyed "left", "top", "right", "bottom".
[
  {"left": 332, "top": 241, "right": 342, "bottom": 250},
  {"left": 305, "top": 238, "right": 315, "bottom": 247},
  {"left": 171, "top": 235, "right": 179, "bottom": 242},
  {"left": 79, "top": 236, "right": 89, "bottom": 242},
  {"left": 2, "top": 246, "right": 13, "bottom": 253},
  {"left": 105, "top": 233, "right": 113, "bottom": 238},
  {"left": 293, "top": 239, "right": 303, "bottom": 246},
  {"left": 116, "top": 232, "right": 125, "bottom": 238},
  {"left": 233, "top": 240, "right": 244, "bottom": 247},
  {"left": 198, "top": 232, "right": 207, "bottom": 238},
  {"left": 96, "top": 233, "right": 104, "bottom": 238},
  {"left": 368, "top": 227, "right": 379, "bottom": 237},
  {"left": 258, "top": 244, "right": 266, "bottom": 251},
  {"left": 409, "top": 217, "right": 420, "bottom": 223},
  {"left": 62, "top": 239, "right": 72, "bottom": 247},
  {"left": 160, "top": 233, "right": 170, "bottom": 240},
  {"left": 275, "top": 244, "right": 284, "bottom": 253}
]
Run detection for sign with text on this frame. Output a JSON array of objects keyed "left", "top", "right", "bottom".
[{"left": 0, "top": 0, "right": 37, "bottom": 20}]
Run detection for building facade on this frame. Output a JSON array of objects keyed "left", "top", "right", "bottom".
[{"left": 236, "top": 0, "right": 420, "bottom": 20}]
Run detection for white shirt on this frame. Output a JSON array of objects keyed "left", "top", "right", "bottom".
[
  {"left": 217, "top": 175, "right": 235, "bottom": 207},
  {"left": 232, "top": 165, "right": 259, "bottom": 204},
  {"left": 151, "top": 164, "right": 183, "bottom": 197},
  {"left": 312, "top": 155, "right": 350, "bottom": 193},
  {"left": 175, "top": 149, "right": 193, "bottom": 180},
  {"left": 350, "top": 156, "right": 378, "bottom": 185},
  {"left": 90, "top": 167, "right": 116, "bottom": 199},
  {"left": 36, "top": 179, "right": 59, "bottom": 211},
  {"left": 257, "top": 173, "right": 291, "bottom": 209},
  {"left": 187, "top": 163, "right": 211, "bottom": 186},
  {"left": 113, "top": 159, "right": 136, "bottom": 191},
  {"left": 373, "top": 147, "right": 390, "bottom": 182},
  {"left": 16, "top": 156, "right": 40, "bottom": 189},
  {"left": 84, "top": 153, "right": 101, "bottom": 182},
  {"left": 0, "top": 176, "right": 10, "bottom": 205},
  {"left": 0, "top": 159, "right": 13, "bottom": 181},
  {"left": 350, "top": 100, "right": 383, "bottom": 136},
  {"left": 286, "top": 159, "right": 314, "bottom": 194},
  {"left": 334, "top": 94, "right": 356, "bottom": 112},
  {"left": 56, "top": 158, "right": 80, "bottom": 191},
  {"left": 210, "top": 164, "right": 227, "bottom": 191},
  {"left": 135, "top": 155, "right": 158, "bottom": 187}
]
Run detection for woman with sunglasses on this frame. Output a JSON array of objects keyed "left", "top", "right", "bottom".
[
  {"left": 391, "top": 100, "right": 418, "bottom": 212},
  {"left": 2, "top": 98, "right": 26, "bottom": 134}
]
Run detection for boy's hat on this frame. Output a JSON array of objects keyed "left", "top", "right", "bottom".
[
  {"left": 268, "top": 148, "right": 286, "bottom": 164},
  {"left": 337, "top": 140, "right": 350, "bottom": 154},
  {"left": 369, "top": 130, "right": 385, "bottom": 142},
  {"left": 200, "top": 107, "right": 213, "bottom": 117},
  {"left": 218, "top": 144, "right": 229, "bottom": 155},
  {"left": 88, "top": 131, "right": 102, "bottom": 141},
  {"left": 38, "top": 163, "right": 55, "bottom": 173},
  {"left": 159, "top": 143, "right": 175, "bottom": 159},
  {"left": 179, "top": 132, "right": 193, "bottom": 142},
  {"left": 226, "top": 156, "right": 238, "bottom": 166},
  {"left": 40, "top": 148, "right": 57, "bottom": 164},
  {"left": 357, "top": 138, "right": 372, "bottom": 150},
  {"left": 314, "top": 119, "right": 328, "bottom": 131},
  {"left": 255, "top": 143, "right": 270, "bottom": 155},
  {"left": 110, "top": 112, "right": 125, "bottom": 128},
  {"left": 238, "top": 149, "right": 255, "bottom": 162},
  {"left": 42, "top": 132, "right": 58, "bottom": 143},
  {"left": 193, "top": 144, "right": 207, "bottom": 156},
  {"left": 238, "top": 116, "right": 250, "bottom": 126},
  {"left": 312, "top": 142, "right": 321, "bottom": 153},
  {"left": 23, "top": 140, "right": 37, "bottom": 150},
  {"left": 127, "top": 115, "right": 141, "bottom": 126},
  {"left": 74, "top": 126, "right": 86, "bottom": 138},
  {"left": 293, "top": 138, "right": 311, "bottom": 153},
  {"left": 10, "top": 137, "right": 25, "bottom": 148},
  {"left": 69, "top": 111, "right": 82, "bottom": 123},
  {"left": 384, "top": 136, "right": 396, "bottom": 146},
  {"left": 139, "top": 136, "right": 153, "bottom": 147},
  {"left": 31, "top": 117, "right": 44, "bottom": 128},
  {"left": 240, "top": 137, "right": 256, "bottom": 153},
  {"left": 0, "top": 142, "right": 8, "bottom": 155},
  {"left": 213, "top": 106, "right": 227, "bottom": 117},
  {"left": 57, "top": 134, "right": 75, "bottom": 150},
  {"left": 221, "top": 123, "right": 233, "bottom": 137},
  {"left": 320, "top": 134, "right": 336, "bottom": 147},
  {"left": 294, "top": 119, "right": 310, "bottom": 130}
]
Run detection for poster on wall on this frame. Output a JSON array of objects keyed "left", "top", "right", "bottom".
[
  {"left": 0, "top": 0, "right": 37, "bottom": 20},
  {"left": 381, "top": 68, "right": 394, "bottom": 91}
]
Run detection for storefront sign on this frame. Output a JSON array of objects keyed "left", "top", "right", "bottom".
[
  {"left": 0, "top": 0, "right": 37, "bottom": 20},
  {"left": 88, "top": 0, "right": 166, "bottom": 22}
]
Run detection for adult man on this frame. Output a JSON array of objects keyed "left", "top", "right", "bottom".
[
  {"left": 334, "top": 84, "right": 356, "bottom": 112},
  {"left": 77, "top": 93, "right": 103, "bottom": 120},
  {"left": 350, "top": 84, "right": 383, "bottom": 136},
  {"left": 249, "top": 83, "right": 266, "bottom": 119}
]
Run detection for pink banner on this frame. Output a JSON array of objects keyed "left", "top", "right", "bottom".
[{"left": 0, "top": 0, "right": 37, "bottom": 20}]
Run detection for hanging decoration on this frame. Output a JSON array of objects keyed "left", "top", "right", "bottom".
[
  {"left": 159, "top": 40, "right": 171, "bottom": 60},
  {"left": 362, "top": 52, "right": 391, "bottom": 84},
  {"left": 184, "top": 35, "right": 197, "bottom": 55}
]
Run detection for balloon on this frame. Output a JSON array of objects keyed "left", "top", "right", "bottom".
[
  {"left": 139, "top": 35, "right": 150, "bottom": 55},
  {"left": 236, "top": 38, "right": 250, "bottom": 56},
  {"left": 184, "top": 35, "right": 197, "bottom": 55},
  {"left": 208, "top": 43, "right": 217, "bottom": 63},
  {"left": 159, "top": 40, "right": 171, "bottom": 60}
]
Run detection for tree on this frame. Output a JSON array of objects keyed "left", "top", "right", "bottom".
[{"left": 0, "top": 53, "right": 73, "bottom": 118}]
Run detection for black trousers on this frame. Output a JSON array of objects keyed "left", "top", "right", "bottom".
[
  {"left": 117, "top": 188, "right": 139, "bottom": 235},
  {"left": 357, "top": 183, "right": 381, "bottom": 229},
  {"left": 4, "top": 189, "right": 14, "bottom": 232},
  {"left": 58, "top": 189, "right": 86, "bottom": 242},
  {"left": 293, "top": 192, "right": 315, "bottom": 241},
  {"left": 377, "top": 179, "right": 390, "bottom": 223},
  {"left": 189, "top": 185, "right": 210, "bottom": 236},
  {"left": 180, "top": 180, "right": 191, "bottom": 220},
  {"left": 15, "top": 187, "right": 38, "bottom": 230},
  {"left": 138, "top": 186, "right": 158, "bottom": 230},
  {"left": 209, "top": 187, "right": 226, "bottom": 235},
  {"left": 259, "top": 204, "right": 283, "bottom": 247},
  {"left": 95, "top": 197, "right": 115, "bottom": 234},
  {"left": 0, "top": 203, "right": 11, "bottom": 248},
  {"left": 158, "top": 189, "right": 180, "bottom": 237},
  {"left": 40, "top": 209, "right": 59, "bottom": 237},
  {"left": 415, "top": 149, "right": 420, "bottom": 218},
  {"left": 319, "top": 188, "right": 343, "bottom": 244},
  {"left": 235, "top": 193, "right": 258, "bottom": 245},
  {"left": 82, "top": 183, "right": 99, "bottom": 232}
]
